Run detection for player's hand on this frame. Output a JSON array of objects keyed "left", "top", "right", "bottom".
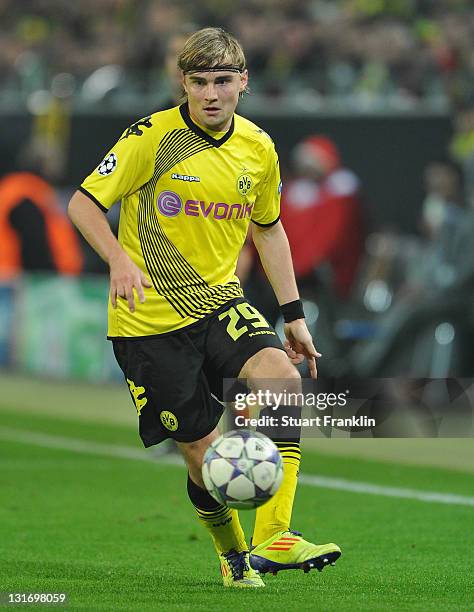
[
  {"left": 283, "top": 319, "right": 322, "bottom": 379},
  {"left": 109, "top": 249, "right": 152, "bottom": 313}
]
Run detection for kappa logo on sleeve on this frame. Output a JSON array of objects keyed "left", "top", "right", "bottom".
[
  {"left": 255, "top": 128, "right": 273, "bottom": 142},
  {"left": 97, "top": 152, "right": 117, "bottom": 176},
  {"left": 120, "top": 116, "right": 153, "bottom": 140}
]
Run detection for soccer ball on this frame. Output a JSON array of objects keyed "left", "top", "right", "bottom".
[{"left": 201, "top": 430, "right": 283, "bottom": 509}]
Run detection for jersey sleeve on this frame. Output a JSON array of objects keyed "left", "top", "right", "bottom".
[
  {"left": 79, "top": 116, "right": 155, "bottom": 211},
  {"left": 251, "top": 142, "right": 282, "bottom": 227}
]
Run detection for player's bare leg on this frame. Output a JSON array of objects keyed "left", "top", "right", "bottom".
[{"left": 177, "top": 429, "right": 220, "bottom": 488}]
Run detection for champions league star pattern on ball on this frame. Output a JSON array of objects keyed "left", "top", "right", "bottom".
[{"left": 202, "top": 430, "right": 283, "bottom": 509}]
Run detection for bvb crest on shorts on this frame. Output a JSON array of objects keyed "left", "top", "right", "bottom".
[{"left": 160, "top": 411, "right": 178, "bottom": 431}]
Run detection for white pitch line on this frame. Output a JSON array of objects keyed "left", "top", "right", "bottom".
[
  {"left": 298, "top": 474, "right": 474, "bottom": 507},
  {"left": 1, "top": 427, "right": 474, "bottom": 508},
  {"left": 0, "top": 427, "right": 183, "bottom": 466}
]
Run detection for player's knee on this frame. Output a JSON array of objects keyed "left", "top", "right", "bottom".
[
  {"left": 243, "top": 347, "right": 300, "bottom": 379},
  {"left": 244, "top": 349, "right": 302, "bottom": 397},
  {"left": 281, "top": 362, "right": 301, "bottom": 380},
  {"left": 272, "top": 356, "right": 301, "bottom": 386},
  {"left": 256, "top": 363, "right": 302, "bottom": 401},
  {"left": 273, "top": 360, "right": 302, "bottom": 400}
]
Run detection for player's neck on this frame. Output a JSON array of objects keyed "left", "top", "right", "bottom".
[{"left": 188, "top": 108, "right": 232, "bottom": 137}]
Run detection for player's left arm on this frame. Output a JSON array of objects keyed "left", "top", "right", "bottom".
[{"left": 252, "top": 220, "right": 321, "bottom": 378}]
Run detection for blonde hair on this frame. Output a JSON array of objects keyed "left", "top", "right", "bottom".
[{"left": 178, "top": 27, "right": 246, "bottom": 74}]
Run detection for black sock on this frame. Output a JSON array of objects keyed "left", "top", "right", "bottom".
[{"left": 187, "top": 473, "right": 222, "bottom": 510}]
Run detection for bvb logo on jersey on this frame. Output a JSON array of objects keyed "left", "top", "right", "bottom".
[
  {"left": 160, "top": 410, "right": 178, "bottom": 431},
  {"left": 237, "top": 173, "right": 253, "bottom": 196}
]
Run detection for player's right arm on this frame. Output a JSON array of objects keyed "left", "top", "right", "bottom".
[
  {"left": 68, "top": 190, "right": 151, "bottom": 312},
  {"left": 69, "top": 116, "right": 156, "bottom": 312}
]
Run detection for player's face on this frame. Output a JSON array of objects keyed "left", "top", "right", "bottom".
[{"left": 183, "top": 70, "right": 248, "bottom": 132}]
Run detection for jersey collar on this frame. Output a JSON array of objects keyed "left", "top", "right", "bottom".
[{"left": 179, "top": 103, "right": 234, "bottom": 148}]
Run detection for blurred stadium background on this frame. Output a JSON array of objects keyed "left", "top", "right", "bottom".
[
  {"left": 1, "top": 1, "right": 473, "bottom": 609},
  {"left": 1, "top": 0, "right": 473, "bottom": 381}
]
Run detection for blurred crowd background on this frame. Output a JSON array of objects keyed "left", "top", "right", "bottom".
[
  {"left": 1, "top": 0, "right": 474, "bottom": 111},
  {"left": 0, "top": 0, "right": 473, "bottom": 383}
]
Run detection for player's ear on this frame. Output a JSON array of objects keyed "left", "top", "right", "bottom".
[
  {"left": 240, "top": 69, "right": 248, "bottom": 93},
  {"left": 180, "top": 71, "right": 187, "bottom": 94}
]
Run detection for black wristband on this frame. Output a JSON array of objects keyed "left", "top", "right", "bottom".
[{"left": 280, "top": 299, "right": 305, "bottom": 323}]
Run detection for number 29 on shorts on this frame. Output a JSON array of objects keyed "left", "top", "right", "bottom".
[{"left": 218, "top": 302, "right": 269, "bottom": 341}]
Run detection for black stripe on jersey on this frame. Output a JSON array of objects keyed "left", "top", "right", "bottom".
[
  {"left": 150, "top": 217, "right": 242, "bottom": 311},
  {"left": 78, "top": 186, "right": 108, "bottom": 213},
  {"left": 142, "top": 207, "right": 242, "bottom": 318},
  {"left": 138, "top": 127, "right": 213, "bottom": 317},
  {"left": 143, "top": 189, "right": 238, "bottom": 315},
  {"left": 137, "top": 129, "right": 243, "bottom": 318},
  {"left": 180, "top": 103, "right": 234, "bottom": 148},
  {"left": 155, "top": 129, "right": 211, "bottom": 178},
  {"left": 252, "top": 215, "right": 280, "bottom": 228}
]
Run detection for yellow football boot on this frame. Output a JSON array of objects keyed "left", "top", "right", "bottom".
[
  {"left": 250, "top": 530, "right": 341, "bottom": 575},
  {"left": 220, "top": 549, "right": 265, "bottom": 587}
]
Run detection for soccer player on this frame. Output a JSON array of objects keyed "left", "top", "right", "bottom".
[{"left": 68, "top": 27, "right": 341, "bottom": 588}]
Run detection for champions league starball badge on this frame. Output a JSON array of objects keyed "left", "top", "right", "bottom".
[{"left": 97, "top": 153, "right": 117, "bottom": 176}]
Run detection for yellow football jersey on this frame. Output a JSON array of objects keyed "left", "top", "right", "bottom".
[{"left": 80, "top": 104, "right": 281, "bottom": 337}]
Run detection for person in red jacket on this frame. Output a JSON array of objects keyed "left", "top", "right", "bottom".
[
  {"left": 0, "top": 171, "right": 83, "bottom": 280},
  {"left": 280, "top": 135, "right": 364, "bottom": 300}
]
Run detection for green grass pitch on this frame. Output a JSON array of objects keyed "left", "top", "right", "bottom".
[{"left": 0, "top": 375, "right": 473, "bottom": 611}]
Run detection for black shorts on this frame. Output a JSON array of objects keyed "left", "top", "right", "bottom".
[{"left": 112, "top": 297, "right": 285, "bottom": 447}]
